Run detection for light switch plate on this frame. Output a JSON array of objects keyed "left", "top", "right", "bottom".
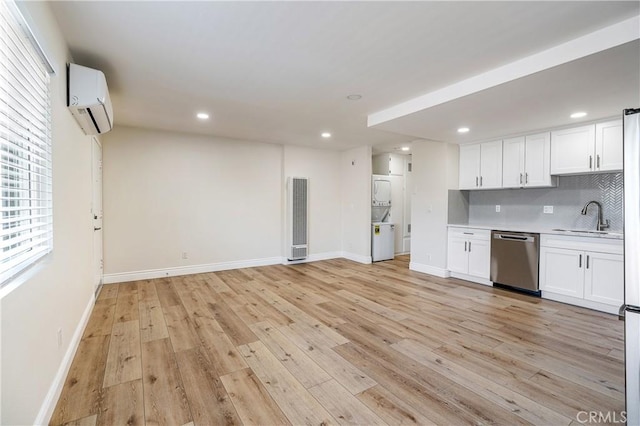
[
  {"left": 543, "top": 205, "right": 554, "bottom": 214},
  {"left": 495, "top": 205, "right": 501, "bottom": 213}
]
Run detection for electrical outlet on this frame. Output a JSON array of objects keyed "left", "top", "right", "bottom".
[
  {"left": 495, "top": 205, "right": 501, "bottom": 213},
  {"left": 181, "top": 252, "right": 188, "bottom": 259},
  {"left": 57, "top": 328, "right": 62, "bottom": 348},
  {"left": 543, "top": 205, "right": 554, "bottom": 214}
]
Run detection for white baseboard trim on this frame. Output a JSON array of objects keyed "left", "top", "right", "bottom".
[
  {"left": 103, "top": 257, "right": 283, "bottom": 284},
  {"left": 450, "top": 271, "right": 492, "bottom": 286},
  {"left": 104, "top": 252, "right": 377, "bottom": 284},
  {"left": 35, "top": 293, "right": 95, "bottom": 425},
  {"left": 281, "top": 251, "right": 342, "bottom": 265},
  {"left": 409, "top": 262, "right": 450, "bottom": 278},
  {"left": 541, "top": 291, "right": 618, "bottom": 315},
  {"left": 341, "top": 252, "right": 372, "bottom": 264}
]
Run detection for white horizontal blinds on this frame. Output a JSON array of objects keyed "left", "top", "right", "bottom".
[{"left": 0, "top": 0, "right": 52, "bottom": 285}]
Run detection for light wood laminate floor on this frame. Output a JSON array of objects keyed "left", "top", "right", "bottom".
[{"left": 50, "top": 255, "right": 625, "bottom": 425}]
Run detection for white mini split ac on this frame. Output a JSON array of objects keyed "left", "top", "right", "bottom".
[
  {"left": 67, "top": 63, "right": 114, "bottom": 135},
  {"left": 287, "top": 177, "right": 309, "bottom": 260}
]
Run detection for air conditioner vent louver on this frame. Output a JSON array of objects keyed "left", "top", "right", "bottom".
[{"left": 287, "top": 177, "right": 309, "bottom": 261}]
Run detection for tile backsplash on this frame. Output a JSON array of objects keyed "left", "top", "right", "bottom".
[{"left": 449, "top": 173, "right": 623, "bottom": 231}]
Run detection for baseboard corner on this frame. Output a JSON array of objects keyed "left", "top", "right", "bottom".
[{"left": 35, "top": 292, "right": 95, "bottom": 425}]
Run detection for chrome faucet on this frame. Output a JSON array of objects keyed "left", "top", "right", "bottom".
[{"left": 581, "top": 200, "right": 610, "bottom": 231}]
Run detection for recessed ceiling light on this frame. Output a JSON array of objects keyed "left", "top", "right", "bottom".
[
  {"left": 570, "top": 112, "right": 587, "bottom": 118},
  {"left": 196, "top": 112, "right": 209, "bottom": 120},
  {"left": 457, "top": 127, "right": 470, "bottom": 133},
  {"left": 346, "top": 94, "right": 362, "bottom": 100},
  {"left": 321, "top": 132, "right": 331, "bottom": 138},
  {"left": 401, "top": 147, "right": 410, "bottom": 151}
]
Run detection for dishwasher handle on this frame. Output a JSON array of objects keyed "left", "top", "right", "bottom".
[{"left": 493, "top": 233, "right": 536, "bottom": 243}]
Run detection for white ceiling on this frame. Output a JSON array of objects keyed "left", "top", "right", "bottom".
[{"left": 48, "top": 1, "right": 640, "bottom": 150}]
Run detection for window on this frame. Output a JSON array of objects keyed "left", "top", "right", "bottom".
[{"left": 0, "top": 0, "right": 54, "bottom": 286}]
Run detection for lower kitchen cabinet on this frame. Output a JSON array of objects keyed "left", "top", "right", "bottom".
[
  {"left": 584, "top": 251, "right": 624, "bottom": 306},
  {"left": 539, "top": 247, "right": 584, "bottom": 298},
  {"left": 447, "top": 227, "right": 491, "bottom": 285},
  {"left": 539, "top": 234, "right": 623, "bottom": 314}
]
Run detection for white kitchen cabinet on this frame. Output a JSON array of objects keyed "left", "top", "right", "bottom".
[
  {"left": 584, "top": 251, "right": 624, "bottom": 306},
  {"left": 447, "top": 227, "right": 491, "bottom": 285},
  {"left": 459, "top": 144, "right": 481, "bottom": 189},
  {"left": 502, "top": 132, "right": 556, "bottom": 188},
  {"left": 539, "top": 234, "right": 623, "bottom": 314},
  {"left": 539, "top": 247, "right": 585, "bottom": 298},
  {"left": 458, "top": 141, "right": 502, "bottom": 190},
  {"left": 595, "top": 120, "right": 623, "bottom": 172},
  {"left": 550, "top": 120, "right": 622, "bottom": 175},
  {"left": 467, "top": 238, "right": 490, "bottom": 279},
  {"left": 372, "top": 153, "right": 405, "bottom": 176}
]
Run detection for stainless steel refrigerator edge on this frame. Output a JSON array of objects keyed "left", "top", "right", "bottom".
[{"left": 624, "top": 108, "right": 640, "bottom": 425}]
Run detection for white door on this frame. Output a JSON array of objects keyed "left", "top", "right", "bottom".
[
  {"left": 524, "top": 132, "right": 552, "bottom": 187},
  {"left": 550, "top": 125, "right": 595, "bottom": 174},
  {"left": 447, "top": 236, "right": 468, "bottom": 274},
  {"left": 479, "top": 140, "right": 503, "bottom": 189},
  {"left": 584, "top": 251, "right": 624, "bottom": 306},
  {"left": 595, "top": 120, "right": 623, "bottom": 172},
  {"left": 403, "top": 156, "right": 412, "bottom": 253},
  {"left": 92, "top": 137, "right": 104, "bottom": 294},
  {"left": 540, "top": 247, "right": 584, "bottom": 297},
  {"left": 459, "top": 144, "right": 480, "bottom": 189},
  {"left": 502, "top": 136, "right": 525, "bottom": 188},
  {"left": 467, "top": 238, "right": 490, "bottom": 279}
]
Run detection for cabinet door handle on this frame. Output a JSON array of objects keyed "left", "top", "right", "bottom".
[
  {"left": 525, "top": 173, "right": 529, "bottom": 184},
  {"left": 476, "top": 176, "right": 479, "bottom": 187},
  {"left": 480, "top": 176, "right": 483, "bottom": 187},
  {"left": 519, "top": 173, "right": 523, "bottom": 184},
  {"left": 464, "top": 241, "right": 467, "bottom": 252},
  {"left": 597, "top": 155, "right": 601, "bottom": 169},
  {"left": 579, "top": 254, "right": 582, "bottom": 268},
  {"left": 589, "top": 155, "right": 593, "bottom": 170},
  {"left": 586, "top": 255, "right": 590, "bottom": 269},
  {"left": 468, "top": 241, "right": 471, "bottom": 252}
]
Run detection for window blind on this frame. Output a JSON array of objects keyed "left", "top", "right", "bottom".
[{"left": 0, "top": 0, "right": 53, "bottom": 285}]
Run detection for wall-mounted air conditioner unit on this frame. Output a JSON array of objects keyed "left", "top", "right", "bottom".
[
  {"left": 287, "top": 177, "right": 309, "bottom": 260},
  {"left": 67, "top": 63, "right": 114, "bottom": 135}
]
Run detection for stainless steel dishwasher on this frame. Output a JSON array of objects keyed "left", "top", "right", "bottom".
[{"left": 490, "top": 231, "right": 540, "bottom": 293}]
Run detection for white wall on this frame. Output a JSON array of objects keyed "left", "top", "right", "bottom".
[
  {"left": 102, "top": 126, "right": 284, "bottom": 279},
  {"left": 410, "top": 140, "right": 459, "bottom": 276},
  {"left": 283, "top": 146, "right": 342, "bottom": 259},
  {"left": 341, "top": 146, "right": 373, "bottom": 263},
  {"left": 1, "top": 2, "right": 96, "bottom": 424}
]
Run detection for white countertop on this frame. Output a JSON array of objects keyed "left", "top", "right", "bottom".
[{"left": 448, "top": 223, "right": 623, "bottom": 240}]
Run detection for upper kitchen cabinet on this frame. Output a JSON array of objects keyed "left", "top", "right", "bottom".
[
  {"left": 372, "top": 153, "right": 405, "bottom": 176},
  {"left": 550, "top": 120, "right": 622, "bottom": 175},
  {"left": 502, "top": 132, "right": 556, "bottom": 188},
  {"left": 459, "top": 140, "right": 502, "bottom": 190},
  {"left": 595, "top": 120, "right": 623, "bottom": 172}
]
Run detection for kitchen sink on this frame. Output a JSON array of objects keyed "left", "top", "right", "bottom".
[{"left": 551, "top": 228, "right": 622, "bottom": 237}]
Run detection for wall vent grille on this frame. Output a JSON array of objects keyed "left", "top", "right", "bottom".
[{"left": 287, "top": 177, "right": 309, "bottom": 260}]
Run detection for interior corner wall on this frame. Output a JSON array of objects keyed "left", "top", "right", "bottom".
[
  {"left": 340, "top": 146, "right": 372, "bottom": 263},
  {"left": 101, "top": 126, "right": 283, "bottom": 278},
  {"left": 1, "top": 2, "right": 96, "bottom": 424},
  {"left": 410, "top": 140, "right": 459, "bottom": 276},
  {"left": 282, "top": 146, "right": 342, "bottom": 259}
]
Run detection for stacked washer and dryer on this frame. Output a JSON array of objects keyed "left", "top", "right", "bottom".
[{"left": 371, "top": 177, "right": 395, "bottom": 261}]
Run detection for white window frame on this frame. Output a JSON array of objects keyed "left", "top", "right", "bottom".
[{"left": 1, "top": 0, "right": 55, "bottom": 287}]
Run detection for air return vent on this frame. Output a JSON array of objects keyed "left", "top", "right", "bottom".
[{"left": 287, "top": 177, "right": 309, "bottom": 260}]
